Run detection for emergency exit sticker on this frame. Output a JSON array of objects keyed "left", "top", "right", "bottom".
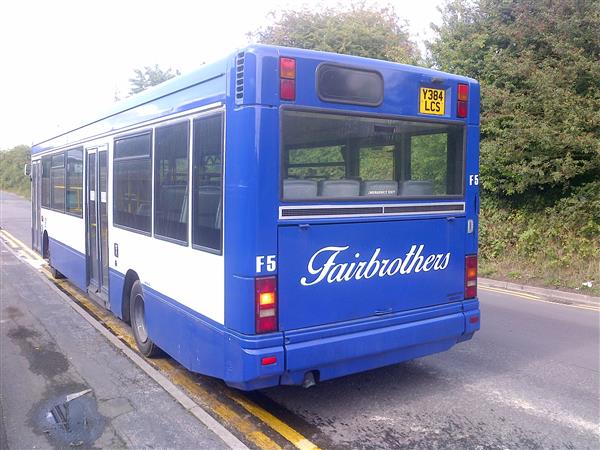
[{"left": 419, "top": 87, "right": 445, "bottom": 115}]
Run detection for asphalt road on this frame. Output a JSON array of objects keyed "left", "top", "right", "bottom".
[
  {"left": 0, "top": 191, "right": 31, "bottom": 246},
  {"left": 1, "top": 190, "right": 599, "bottom": 449}
]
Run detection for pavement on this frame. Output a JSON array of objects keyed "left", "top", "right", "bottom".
[
  {"left": 1, "top": 191, "right": 234, "bottom": 449},
  {"left": 479, "top": 276, "right": 599, "bottom": 306}
]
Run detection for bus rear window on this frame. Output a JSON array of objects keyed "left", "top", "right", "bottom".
[{"left": 281, "top": 110, "right": 464, "bottom": 201}]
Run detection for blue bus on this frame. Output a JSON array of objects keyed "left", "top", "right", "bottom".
[{"left": 29, "top": 45, "right": 480, "bottom": 390}]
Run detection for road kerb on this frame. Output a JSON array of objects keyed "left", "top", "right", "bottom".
[{"left": 479, "top": 277, "right": 599, "bottom": 307}]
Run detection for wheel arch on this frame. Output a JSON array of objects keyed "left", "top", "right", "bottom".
[{"left": 42, "top": 230, "right": 49, "bottom": 259}]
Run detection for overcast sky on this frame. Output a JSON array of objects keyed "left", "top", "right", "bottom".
[{"left": 0, "top": 0, "right": 444, "bottom": 149}]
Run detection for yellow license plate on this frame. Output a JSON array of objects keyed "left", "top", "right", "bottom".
[{"left": 419, "top": 87, "right": 445, "bottom": 115}]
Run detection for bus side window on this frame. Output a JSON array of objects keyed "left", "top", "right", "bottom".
[
  {"left": 192, "top": 113, "right": 224, "bottom": 253},
  {"left": 50, "top": 153, "right": 66, "bottom": 212},
  {"left": 41, "top": 156, "right": 51, "bottom": 208},
  {"left": 66, "top": 147, "right": 83, "bottom": 217},
  {"left": 154, "top": 121, "right": 190, "bottom": 244},
  {"left": 113, "top": 132, "right": 152, "bottom": 234}
]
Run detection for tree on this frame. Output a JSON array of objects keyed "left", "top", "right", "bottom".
[
  {"left": 128, "top": 65, "right": 181, "bottom": 95},
  {"left": 251, "top": 3, "right": 420, "bottom": 65},
  {"left": 428, "top": 0, "right": 600, "bottom": 199},
  {"left": 0, "top": 145, "right": 31, "bottom": 198}
]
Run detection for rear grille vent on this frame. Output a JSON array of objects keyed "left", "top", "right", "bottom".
[
  {"left": 235, "top": 52, "right": 245, "bottom": 104},
  {"left": 279, "top": 202, "right": 465, "bottom": 219},
  {"left": 281, "top": 206, "right": 383, "bottom": 217},
  {"left": 384, "top": 204, "right": 464, "bottom": 214}
]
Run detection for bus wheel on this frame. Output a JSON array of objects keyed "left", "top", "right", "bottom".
[
  {"left": 130, "top": 280, "right": 160, "bottom": 357},
  {"left": 49, "top": 266, "right": 63, "bottom": 279}
]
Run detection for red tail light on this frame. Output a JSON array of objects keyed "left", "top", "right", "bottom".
[
  {"left": 457, "top": 101, "right": 468, "bottom": 118},
  {"left": 280, "top": 79, "right": 296, "bottom": 101},
  {"left": 457, "top": 83, "right": 468, "bottom": 118},
  {"left": 280, "top": 57, "right": 296, "bottom": 101},
  {"left": 465, "top": 254, "right": 477, "bottom": 299},
  {"left": 256, "top": 276, "right": 277, "bottom": 333}
]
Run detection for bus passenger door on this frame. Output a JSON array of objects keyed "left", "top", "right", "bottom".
[
  {"left": 86, "top": 146, "right": 109, "bottom": 305},
  {"left": 31, "top": 160, "right": 42, "bottom": 253}
]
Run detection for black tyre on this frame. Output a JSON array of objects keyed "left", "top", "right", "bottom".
[
  {"left": 130, "top": 280, "right": 161, "bottom": 357},
  {"left": 49, "top": 265, "right": 64, "bottom": 279}
]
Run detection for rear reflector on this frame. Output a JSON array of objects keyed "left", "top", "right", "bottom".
[
  {"left": 256, "top": 276, "right": 277, "bottom": 333},
  {"left": 261, "top": 356, "right": 277, "bottom": 366},
  {"left": 469, "top": 316, "right": 479, "bottom": 324},
  {"left": 465, "top": 254, "right": 477, "bottom": 299}
]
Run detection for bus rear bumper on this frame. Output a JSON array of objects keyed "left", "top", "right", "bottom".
[
  {"left": 282, "top": 308, "right": 473, "bottom": 386},
  {"left": 227, "top": 300, "right": 480, "bottom": 390}
]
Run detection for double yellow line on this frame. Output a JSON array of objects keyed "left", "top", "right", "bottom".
[
  {"left": 0, "top": 227, "right": 321, "bottom": 450},
  {"left": 0, "top": 229, "right": 40, "bottom": 261},
  {"left": 480, "top": 285, "right": 600, "bottom": 312},
  {"left": 479, "top": 285, "right": 541, "bottom": 300}
]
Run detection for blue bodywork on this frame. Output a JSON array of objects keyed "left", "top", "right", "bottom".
[
  {"left": 32, "top": 45, "right": 480, "bottom": 390},
  {"left": 48, "top": 238, "right": 87, "bottom": 291}
]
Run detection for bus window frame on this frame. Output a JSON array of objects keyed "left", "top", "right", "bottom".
[
  {"left": 112, "top": 130, "right": 153, "bottom": 237},
  {"left": 190, "top": 109, "right": 225, "bottom": 256},
  {"left": 41, "top": 155, "right": 52, "bottom": 208},
  {"left": 65, "top": 146, "right": 84, "bottom": 218},
  {"left": 50, "top": 151, "right": 66, "bottom": 212},
  {"left": 153, "top": 119, "right": 191, "bottom": 247},
  {"left": 315, "top": 62, "right": 384, "bottom": 107},
  {"left": 278, "top": 106, "right": 467, "bottom": 203},
  {"left": 107, "top": 106, "right": 226, "bottom": 253}
]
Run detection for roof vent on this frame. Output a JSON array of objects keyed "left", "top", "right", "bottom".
[{"left": 235, "top": 52, "right": 244, "bottom": 105}]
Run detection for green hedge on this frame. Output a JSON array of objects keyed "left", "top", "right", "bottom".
[{"left": 480, "top": 182, "right": 600, "bottom": 295}]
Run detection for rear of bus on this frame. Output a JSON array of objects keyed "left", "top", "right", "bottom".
[{"left": 226, "top": 45, "right": 480, "bottom": 389}]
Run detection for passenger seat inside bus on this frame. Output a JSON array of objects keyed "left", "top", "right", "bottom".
[
  {"left": 319, "top": 180, "right": 360, "bottom": 197},
  {"left": 196, "top": 186, "right": 222, "bottom": 229},
  {"left": 360, "top": 181, "right": 398, "bottom": 196},
  {"left": 159, "top": 185, "right": 187, "bottom": 223},
  {"left": 399, "top": 180, "right": 434, "bottom": 196},
  {"left": 283, "top": 179, "right": 318, "bottom": 199}
]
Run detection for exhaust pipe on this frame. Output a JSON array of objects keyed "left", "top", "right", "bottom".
[{"left": 302, "top": 371, "right": 317, "bottom": 389}]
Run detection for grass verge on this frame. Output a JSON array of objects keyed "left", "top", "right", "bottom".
[{"left": 479, "top": 183, "right": 600, "bottom": 296}]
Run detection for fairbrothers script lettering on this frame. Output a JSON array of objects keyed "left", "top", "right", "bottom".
[{"left": 301, "top": 245, "right": 450, "bottom": 286}]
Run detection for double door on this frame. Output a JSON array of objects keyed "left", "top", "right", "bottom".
[{"left": 86, "top": 147, "right": 109, "bottom": 300}]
